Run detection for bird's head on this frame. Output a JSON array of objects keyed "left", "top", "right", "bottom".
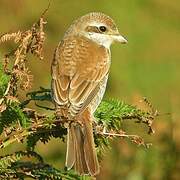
[{"left": 65, "top": 12, "right": 128, "bottom": 48}]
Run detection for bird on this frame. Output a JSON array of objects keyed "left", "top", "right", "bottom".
[{"left": 51, "top": 12, "right": 127, "bottom": 176}]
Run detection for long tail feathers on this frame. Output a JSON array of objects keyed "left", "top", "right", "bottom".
[
  {"left": 83, "top": 119, "right": 99, "bottom": 176},
  {"left": 74, "top": 125, "right": 89, "bottom": 174},
  {"left": 65, "top": 126, "right": 75, "bottom": 169},
  {"left": 65, "top": 113, "right": 99, "bottom": 176}
]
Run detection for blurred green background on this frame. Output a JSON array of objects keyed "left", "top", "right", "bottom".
[{"left": 0, "top": 0, "right": 179, "bottom": 179}]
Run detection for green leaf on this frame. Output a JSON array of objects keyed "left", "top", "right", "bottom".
[{"left": 0, "top": 63, "right": 9, "bottom": 97}]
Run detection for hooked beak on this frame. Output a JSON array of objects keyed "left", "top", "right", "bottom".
[{"left": 112, "top": 34, "right": 128, "bottom": 44}]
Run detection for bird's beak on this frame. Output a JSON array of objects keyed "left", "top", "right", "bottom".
[{"left": 112, "top": 34, "right": 128, "bottom": 44}]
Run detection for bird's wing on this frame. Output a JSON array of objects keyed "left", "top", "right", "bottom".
[{"left": 51, "top": 35, "right": 110, "bottom": 118}]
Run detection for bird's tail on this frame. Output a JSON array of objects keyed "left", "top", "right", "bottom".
[{"left": 65, "top": 110, "right": 99, "bottom": 176}]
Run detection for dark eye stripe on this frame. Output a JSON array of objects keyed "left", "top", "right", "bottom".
[{"left": 85, "top": 26, "right": 100, "bottom": 33}]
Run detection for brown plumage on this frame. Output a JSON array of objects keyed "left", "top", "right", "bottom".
[{"left": 51, "top": 12, "right": 127, "bottom": 176}]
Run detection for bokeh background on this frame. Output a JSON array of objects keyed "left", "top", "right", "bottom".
[{"left": 0, "top": 0, "right": 179, "bottom": 179}]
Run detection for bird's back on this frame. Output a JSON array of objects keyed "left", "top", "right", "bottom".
[{"left": 51, "top": 35, "right": 110, "bottom": 119}]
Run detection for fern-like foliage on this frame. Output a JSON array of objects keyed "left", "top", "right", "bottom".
[
  {"left": 26, "top": 122, "right": 67, "bottom": 151},
  {"left": 0, "top": 85, "right": 156, "bottom": 179},
  {"left": 0, "top": 151, "right": 84, "bottom": 180}
]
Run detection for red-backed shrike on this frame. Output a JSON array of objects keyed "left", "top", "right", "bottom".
[{"left": 51, "top": 12, "right": 127, "bottom": 176}]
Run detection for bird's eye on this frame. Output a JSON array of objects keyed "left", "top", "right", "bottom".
[{"left": 99, "top": 26, "right": 107, "bottom": 32}]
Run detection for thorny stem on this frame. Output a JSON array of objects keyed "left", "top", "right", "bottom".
[
  {"left": 0, "top": 130, "right": 32, "bottom": 149},
  {"left": 0, "top": 113, "right": 151, "bottom": 149},
  {"left": 102, "top": 132, "right": 138, "bottom": 138}
]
